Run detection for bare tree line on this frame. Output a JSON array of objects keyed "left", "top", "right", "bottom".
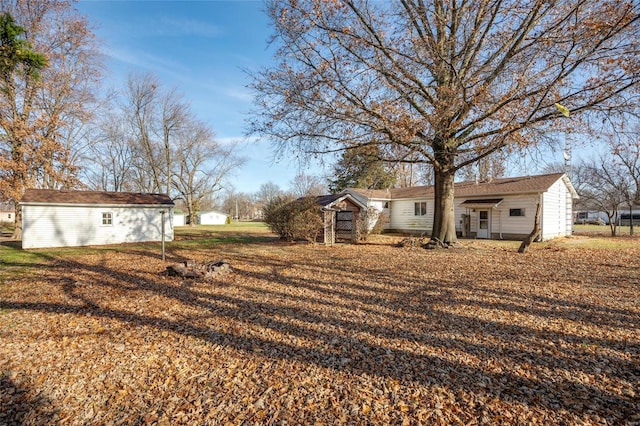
[{"left": 85, "top": 73, "right": 244, "bottom": 226}]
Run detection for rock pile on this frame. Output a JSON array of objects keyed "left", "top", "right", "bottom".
[{"left": 166, "top": 259, "right": 231, "bottom": 280}]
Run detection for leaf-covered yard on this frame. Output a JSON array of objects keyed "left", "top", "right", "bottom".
[{"left": 1, "top": 233, "right": 638, "bottom": 425}]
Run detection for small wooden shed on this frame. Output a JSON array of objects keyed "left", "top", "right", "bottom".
[{"left": 314, "top": 194, "right": 366, "bottom": 245}]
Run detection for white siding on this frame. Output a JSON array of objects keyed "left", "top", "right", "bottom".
[
  {"left": 456, "top": 195, "right": 540, "bottom": 237},
  {"left": 198, "top": 211, "right": 228, "bottom": 225},
  {"left": 174, "top": 213, "right": 186, "bottom": 227},
  {"left": 363, "top": 200, "right": 390, "bottom": 230},
  {"left": 0, "top": 211, "right": 13, "bottom": 222},
  {"left": 361, "top": 175, "right": 576, "bottom": 240},
  {"left": 541, "top": 177, "right": 573, "bottom": 240},
  {"left": 389, "top": 199, "right": 432, "bottom": 232},
  {"left": 22, "top": 204, "right": 173, "bottom": 249}
]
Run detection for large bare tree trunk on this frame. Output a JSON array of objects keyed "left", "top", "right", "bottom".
[
  {"left": 12, "top": 204, "right": 22, "bottom": 240},
  {"left": 428, "top": 170, "right": 458, "bottom": 247}
]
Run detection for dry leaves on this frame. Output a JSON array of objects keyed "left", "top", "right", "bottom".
[{"left": 1, "top": 238, "right": 639, "bottom": 425}]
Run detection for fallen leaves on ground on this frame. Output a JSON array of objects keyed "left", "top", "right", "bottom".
[{"left": 1, "top": 238, "right": 639, "bottom": 425}]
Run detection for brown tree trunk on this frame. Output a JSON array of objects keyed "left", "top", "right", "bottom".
[
  {"left": 12, "top": 204, "right": 22, "bottom": 240},
  {"left": 518, "top": 201, "right": 541, "bottom": 253},
  {"left": 428, "top": 170, "right": 458, "bottom": 247}
]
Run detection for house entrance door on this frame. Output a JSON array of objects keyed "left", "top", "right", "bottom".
[{"left": 477, "top": 210, "right": 490, "bottom": 239}]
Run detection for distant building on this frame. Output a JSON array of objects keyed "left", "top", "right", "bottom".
[{"left": 0, "top": 202, "right": 15, "bottom": 223}]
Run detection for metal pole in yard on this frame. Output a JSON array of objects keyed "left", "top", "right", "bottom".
[{"left": 160, "top": 210, "right": 166, "bottom": 261}]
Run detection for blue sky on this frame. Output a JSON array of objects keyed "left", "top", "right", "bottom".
[
  {"left": 75, "top": 0, "right": 580, "bottom": 195},
  {"left": 76, "top": 0, "right": 330, "bottom": 194}
]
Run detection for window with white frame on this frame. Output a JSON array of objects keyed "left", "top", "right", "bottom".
[
  {"left": 509, "top": 208, "right": 525, "bottom": 217},
  {"left": 102, "top": 212, "right": 113, "bottom": 225},
  {"left": 414, "top": 202, "right": 427, "bottom": 216}
]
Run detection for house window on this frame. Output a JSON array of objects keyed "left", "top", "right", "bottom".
[
  {"left": 383, "top": 202, "right": 389, "bottom": 209},
  {"left": 414, "top": 202, "right": 427, "bottom": 216},
  {"left": 102, "top": 212, "right": 113, "bottom": 225},
  {"left": 509, "top": 208, "right": 525, "bottom": 217},
  {"left": 7, "top": 213, "right": 11, "bottom": 219}
]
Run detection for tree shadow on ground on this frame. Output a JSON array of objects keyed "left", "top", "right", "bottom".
[
  {"left": 1, "top": 244, "right": 638, "bottom": 422},
  {"left": 0, "top": 374, "right": 57, "bottom": 425}
]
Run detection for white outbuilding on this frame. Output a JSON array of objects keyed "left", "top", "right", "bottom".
[
  {"left": 20, "top": 189, "right": 174, "bottom": 249},
  {"left": 197, "top": 210, "right": 229, "bottom": 225}
]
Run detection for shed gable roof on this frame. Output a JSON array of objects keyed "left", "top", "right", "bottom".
[
  {"left": 347, "top": 173, "right": 571, "bottom": 200},
  {"left": 20, "top": 189, "right": 174, "bottom": 206},
  {"left": 314, "top": 193, "right": 366, "bottom": 210}
]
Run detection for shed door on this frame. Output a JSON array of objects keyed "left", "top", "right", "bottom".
[
  {"left": 477, "top": 210, "right": 490, "bottom": 239},
  {"left": 336, "top": 211, "right": 353, "bottom": 241}
]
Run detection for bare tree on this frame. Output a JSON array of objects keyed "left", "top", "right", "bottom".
[
  {"left": 610, "top": 131, "right": 640, "bottom": 235},
  {"left": 0, "top": 2, "right": 102, "bottom": 239},
  {"left": 125, "top": 73, "right": 163, "bottom": 193},
  {"left": 458, "top": 151, "right": 507, "bottom": 182},
  {"left": 172, "top": 122, "right": 244, "bottom": 226},
  {"left": 221, "top": 190, "right": 256, "bottom": 220},
  {"left": 290, "top": 172, "right": 326, "bottom": 197},
  {"left": 85, "top": 110, "right": 135, "bottom": 192},
  {"left": 250, "top": 0, "right": 640, "bottom": 245},
  {"left": 157, "top": 87, "right": 188, "bottom": 195},
  {"left": 576, "top": 152, "right": 636, "bottom": 237}
]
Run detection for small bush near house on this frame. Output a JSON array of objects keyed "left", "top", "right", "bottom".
[
  {"left": 263, "top": 195, "right": 323, "bottom": 242},
  {"left": 357, "top": 207, "right": 389, "bottom": 241}
]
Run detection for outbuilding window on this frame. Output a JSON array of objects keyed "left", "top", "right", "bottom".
[
  {"left": 414, "top": 202, "right": 427, "bottom": 216},
  {"left": 102, "top": 212, "right": 113, "bottom": 225},
  {"left": 509, "top": 208, "right": 525, "bottom": 217}
]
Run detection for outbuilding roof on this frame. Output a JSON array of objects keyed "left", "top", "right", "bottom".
[
  {"left": 347, "top": 173, "right": 575, "bottom": 199},
  {"left": 314, "top": 193, "right": 367, "bottom": 210},
  {"left": 20, "top": 189, "right": 174, "bottom": 206}
]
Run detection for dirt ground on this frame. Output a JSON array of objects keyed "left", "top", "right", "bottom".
[{"left": 1, "top": 238, "right": 639, "bottom": 425}]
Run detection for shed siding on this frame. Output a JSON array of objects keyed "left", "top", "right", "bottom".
[
  {"left": 22, "top": 205, "right": 173, "bottom": 249},
  {"left": 198, "top": 211, "right": 228, "bottom": 225},
  {"left": 174, "top": 214, "right": 186, "bottom": 227}
]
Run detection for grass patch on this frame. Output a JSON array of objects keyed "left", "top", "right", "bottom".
[
  {"left": 173, "top": 222, "right": 276, "bottom": 246},
  {"left": 0, "top": 244, "right": 54, "bottom": 281},
  {"left": 573, "top": 223, "right": 637, "bottom": 236}
]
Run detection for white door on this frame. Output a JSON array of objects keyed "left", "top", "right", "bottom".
[{"left": 477, "top": 210, "right": 490, "bottom": 239}]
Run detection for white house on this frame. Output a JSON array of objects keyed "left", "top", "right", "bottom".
[
  {"left": 345, "top": 173, "right": 578, "bottom": 241},
  {"left": 20, "top": 189, "right": 175, "bottom": 249},
  {"left": 197, "top": 210, "right": 228, "bottom": 225}
]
